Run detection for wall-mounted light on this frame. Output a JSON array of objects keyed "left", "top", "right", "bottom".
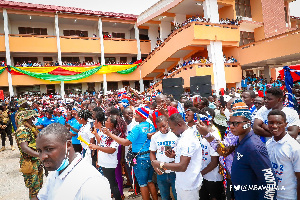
[
  {"left": 74, "top": 19, "right": 77, "bottom": 23},
  {"left": 196, "top": 2, "right": 202, "bottom": 6},
  {"left": 29, "top": 16, "right": 32, "bottom": 20}
]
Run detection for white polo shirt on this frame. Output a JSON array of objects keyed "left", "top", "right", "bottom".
[
  {"left": 266, "top": 134, "right": 300, "bottom": 200},
  {"left": 175, "top": 127, "right": 203, "bottom": 191},
  {"left": 38, "top": 154, "right": 111, "bottom": 200},
  {"left": 78, "top": 122, "right": 95, "bottom": 149},
  {"left": 149, "top": 130, "right": 178, "bottom": 173}
]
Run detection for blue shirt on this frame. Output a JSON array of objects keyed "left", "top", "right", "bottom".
[
  {"left": 231, "top": 131, "right": 277, "bottom": 200},
  {"left": 68, "top": 118, "right": 82, "bottom": 145},
  {"left": 39, "top": 117, "right": 57, "bottom": 129},
  {"left": 127, "top": 121, "right": 155, "bottom": 153},
  {"left": 241, "top": 79, "right": 247, "bottom": 88},
  {"left": 54, "top": 116, "right": 66, "bottom": 125}
]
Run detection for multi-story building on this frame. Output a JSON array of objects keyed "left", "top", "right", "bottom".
[{"left": 0, "top": 0, "right": 299, "bottom": 96}]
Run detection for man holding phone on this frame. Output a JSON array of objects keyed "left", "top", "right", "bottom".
[{"left": 150, "top": 115, "right": 178, "bottom": 200}]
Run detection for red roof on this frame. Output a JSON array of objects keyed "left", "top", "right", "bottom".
[{"left": 0, "top": 0, "right": 138, "bottom": 20}]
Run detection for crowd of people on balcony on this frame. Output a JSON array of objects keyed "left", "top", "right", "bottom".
[{"left": 241, "top": 74, "right": 286, "bottom": 98}]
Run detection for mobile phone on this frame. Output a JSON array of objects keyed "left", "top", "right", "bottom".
[{"left": 165, "top": 145, "right": 172, "bottom": 152}]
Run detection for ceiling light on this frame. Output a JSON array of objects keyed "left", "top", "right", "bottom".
[
  {"left": 196, "top": 2, "right": 202, "bottom": 5},
  {"left": 74, "top": 19, "right": 77, "bottom": 22},
  {"left": 29, "top": 16, "right": 32, "bottom": 20},
  {"left": 159, "top": 16, "right": 167, "bottom": 20}
]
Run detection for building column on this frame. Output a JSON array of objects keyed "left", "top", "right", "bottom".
[
  {"left": 203, "top": 0, "right": 219, "bottom": 23},
  {"left": 117, "top": 81, "right": 123, "bottom": 89},
  {"left": 3, "top": 9, "right": 13, "bottom": 98},
  {"left": 82, "top": 83, "right": 88, "bottom": 94},
  {"left": 60, "top": 81, "right": 65, "bottom": 99},
  {"left": 40, "top": 85, "right": 47, "bottom": 94},
  {"left": 160, "top": 21, "right": 171, "bottom": 40},
  {"left": 148, "top": 25, "right": 159, "bottom": 50},
  {"left": 129, "top": 81, "right": 135, "bottom": 88},
  {"left": 55, "top": 14, "right": 62, "bottom": 65},
  {"left": 174, "top": 14, "right": 186, "bottom": 24},
  {"left": 207, "top": 41, "right": 226, "bottom": 92},
  {"left": 135, "top": 24, "right": 144, "bottom": 92},
  {"left": 264, "top": 65, "right": 271, "bottom": 82},
  {"left": 55, "top": 84, "right": 61, "bottom": 94},
  {"left": 98, "top": 18, "right": 107, "bottom": 94}
]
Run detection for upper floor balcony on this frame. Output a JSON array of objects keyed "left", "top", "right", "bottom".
[
  {"left": 0, "top": 34, "right": 5, "bottom": 52},
  {"left": 9, "top": 34, "right": 57, "bottom": 53}
]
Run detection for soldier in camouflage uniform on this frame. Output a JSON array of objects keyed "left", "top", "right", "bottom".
[
  {"left": 15, "top": 110, "right": 43, "bottom": 199},
  {"left": 0, "top": 103, "right": 14, "bottom": 151}
]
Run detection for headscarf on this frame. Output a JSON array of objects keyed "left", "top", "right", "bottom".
[{"left": 230, "top": 99, "right": 251, "bottom": 121}]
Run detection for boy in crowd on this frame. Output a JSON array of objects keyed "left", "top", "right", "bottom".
[
  {"left": 150, "top": 115, "right": 178, "bottom": 200},
  {"left": 267, "top": 110, "right": 300, "bottom": 200},
  {"left": 151, "top": 113, "right": 202, "bottom": 200}
]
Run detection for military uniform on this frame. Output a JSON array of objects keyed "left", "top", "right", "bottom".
[
  {"left": 15, "top": 110, "right": 43, "bottom": 199},
  {"left": 0, "top": 107, "right": 14, "bottom": 151}
]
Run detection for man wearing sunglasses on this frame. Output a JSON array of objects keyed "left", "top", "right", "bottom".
[{"left": 229, "top": 99, "right": 277, "bottom": 200}]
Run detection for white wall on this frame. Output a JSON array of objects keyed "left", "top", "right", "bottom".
[{"left": 9, "top": 20, "right": 56, "bottom": 35}]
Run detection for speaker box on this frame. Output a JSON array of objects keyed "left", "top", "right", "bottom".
[
  {"left": 162, "top": 78, "right": 184, "bottom": 101},
  {"left": 190, "top": 75, "right": 212, "bottom": 97}
]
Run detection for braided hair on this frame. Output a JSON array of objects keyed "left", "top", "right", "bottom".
[
  {"left": 106, "top": 115, "right": 127, "bottom": 146},
  {"left": 77, "top": 110, "right": 92, "bottom": 121}
]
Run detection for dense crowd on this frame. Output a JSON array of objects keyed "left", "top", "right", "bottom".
[{"left": 1, "top": 84, "right": 300, "bottom": 200}]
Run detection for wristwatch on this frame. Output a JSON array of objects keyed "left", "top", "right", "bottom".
[
  {"left": 204, "top": 132, "right": 212, "bottom": 138},
  {"left": 160, "top": 162, "right": 165, "bottom": 169}
]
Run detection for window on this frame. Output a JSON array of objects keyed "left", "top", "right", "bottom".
[
  {"left": 62, "top": 57, "right": 80, "bottom": 62},
  {"left": 43, "top": 57, "right": 53, "bottom": 61},
  {"left": 85, "top": 57, "right": 93, "bottom": 62},
  {"left": 139, "top": 34, "right": 149, "bottom": 40},
  {"left": 18, "top": 27, "right": 47, "bottom": 35},
  {"left": 235, "top": 0, "right": 251, "bottom": 18},
  {"left": 112, "top": 32, "right": 125, "bottom": 39},
  {"left": 120, "top": 57, "right": 127, "bottom": 64},
  {"left": 105, "top": 57, "right": 116, "bottom": 64},
  {"left": 239, "top": 31, "right": 254, "bottom": 46},
  {"left": 63, "top": 30, "right": 88, "bottom": 37}
]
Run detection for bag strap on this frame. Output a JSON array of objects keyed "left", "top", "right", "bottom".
[{"left": 134, "top": 122, "right": 151, "bottom": 158}]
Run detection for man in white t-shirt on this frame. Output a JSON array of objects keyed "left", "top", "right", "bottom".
[
  {"left": 151, "top": 113, "right": 202, "bottom": 200},
  {"left": 35, "top": 123, "right": 111, "bottom": 200},
  {"left": 266, "top": 110, "right": 300, "bottom": 200},
  {"left": 253, "top": 87, "right": 299, "bottom": 143},
  {"left": 150, "top": 115, "right": 178, "bottom": 200}
]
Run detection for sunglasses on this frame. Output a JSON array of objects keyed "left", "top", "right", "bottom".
[{"left": 227, "top": 121, "right": 248, "bottom": 127}]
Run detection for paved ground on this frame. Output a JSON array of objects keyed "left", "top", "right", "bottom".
[{"left": 0, "top": 138, "right": 147, "bottom": 200}]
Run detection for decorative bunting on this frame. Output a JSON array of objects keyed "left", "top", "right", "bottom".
[{"left": 0, "top": 67, "right": 5, "bottom": 75}]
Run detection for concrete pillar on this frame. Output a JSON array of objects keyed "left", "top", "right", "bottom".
[
  {"left": 60, "top": 81, "right": 65, "bottom": 99},
  {"left": 203, "top": 0, "right": 219, "bottom": 23},
  {"left": 160, "top": 21, "right": 171, "bottom": 40},
  {"left": 82, "top": 83, "right": 88, "bottom": 94},
  {"left": 37, "top": 56, "right": 43, "bottom": 64},
  {"left": 264, "top": 65, "right": 271, "bottom": 82},
  {"left": 55, "top": 84, "right": 61, "bottom": 94},
  {"left": 13, "top": 86, "right": 17, "bottom": 96},
  {"left": 129, "top": 81, "right": 135, "bottom": 88},
  {"left": 55, "top": 14, "right": 62, "bottom": 65},
  {"left": 98, "top": 18, "right": 107, "bottom": 94},
  {"left": 95, "top": 82, "right": 101, "bottom": 92},
  {"left": 135, "top": 24, "right": 142, "bottom": 61},
  {"left": 148, "top": 25, "right": 159, "bottom": 50},
  {"left": 3, "top": 9, "right": 14, "bottom": 98},
  {"left": 118, "top": 81, "right": 123, "bottom": 89},
  {"left": 174, "top": 14, "right": 186, "bottom": 24},
  {"left": 40, "top": 85, "right": 47, "bottom": 94},
  {"left": 116, "top": 57, "right": 120, "bottom": 64},
  {"left": 207, "top": 41, "right": 226, "bottom": 92}
]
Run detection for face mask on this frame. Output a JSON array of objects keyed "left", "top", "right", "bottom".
[{"left": 56, "top": 142, "right": 69, "bottom": 172}]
